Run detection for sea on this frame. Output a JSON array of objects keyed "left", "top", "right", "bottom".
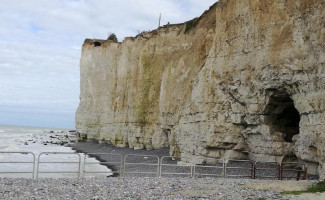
[{"left": 0, "top": 125, "right": 111, "bottom": 178}]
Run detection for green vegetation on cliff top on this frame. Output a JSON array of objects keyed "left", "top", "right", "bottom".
[{"left": 184, "top": 18, "right": 199, "bottom": 34}]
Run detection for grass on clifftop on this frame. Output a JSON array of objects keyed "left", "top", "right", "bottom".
[
  {"left": 282, "top": 180, "right": 325, "bottom": 195},
  {"left": 184, "top": 18, "right": 199, "bottom": 34},
  {"left": 107, "top": 33, "right": 118, "bottom": 42}
]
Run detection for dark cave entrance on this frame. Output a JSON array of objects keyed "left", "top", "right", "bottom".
[
  {"left": 162, "top": 128, "right": 171, "bottom": 147},
  {"left": 264, "top": 94, "right": 300, "bottom": 142},
  {"left": 94, "top": 41, "right": 101, "bottom": 47}
]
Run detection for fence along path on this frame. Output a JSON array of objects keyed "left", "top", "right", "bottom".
[
  {"left": 0, "top": 152, "right": 35, "bottom": 179},
  {"left": 37, "top": 152, "right": 81, "bottom": 179},
  {"left": 83, "top": 153, "right": 123, "bottom": 177},
  {"left": 0, "top": 151, "right": 309, "bottom": 180}
]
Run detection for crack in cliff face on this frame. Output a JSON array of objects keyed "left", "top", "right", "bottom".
[{"left": 76, "top": 0, "right": 325, "bottom": 179}]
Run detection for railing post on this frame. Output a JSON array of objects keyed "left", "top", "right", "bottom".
[
  {"left": 122, "top": 155, "right": 126, "bottom": 177},
  {"left": 31, "top": 153, "right": 36, "bottom": 180},
  {"left": 36, "top": 153, "right": 41, "bottom": 179},
  {"left": 253, "top": 161, "right": 256, "bottom": 179},
  {"left": 250, "top": 161, "right": 254, "bottom": 179},
  {"left": 278, "top": 163, "right": 281, "bottom": 180},
  {"left": 223, "top": 160, "right": 226, "bottom": 178},
  {"left": 303, "top": 167, "right": 308, "bottom": 180},
  {"left": 159, "top": 157, "right": 162, "bottom": 178},
  {"left": 77, "top": 153, "right": 82, "bottom": 179},
  {"left": 157, "top": 157, "right": 160, "bottom": 178},
  {"left": 81, "top": 154, "right": 87, "bottom": 179},
  {"left": 280, "top": 163, "right": 283, "bottom": 180}
]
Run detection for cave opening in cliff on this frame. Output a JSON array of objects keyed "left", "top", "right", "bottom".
[
  {"left": 94, "top": 42, "right": 101, "bottom": 47},
  {"left": 162, "top": 129, "right": 170, "bottom": 147},
  {"left": 265, "top": 94, "right": 300, "bottom": 143}
]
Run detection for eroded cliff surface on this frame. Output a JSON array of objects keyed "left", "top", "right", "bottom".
[{"left": 76, "top": 0, "right": 325, "bottom": 178}]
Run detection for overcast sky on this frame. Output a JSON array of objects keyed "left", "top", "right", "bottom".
[{"left": 0, "top": 0, "right": 217, "bottom": 129}]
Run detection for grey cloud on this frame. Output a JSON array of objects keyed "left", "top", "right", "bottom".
[{"left": 0, "top": 0, "right": 217, "bottom": 128}]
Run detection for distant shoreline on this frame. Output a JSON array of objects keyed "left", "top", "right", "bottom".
[{"left": 0, "top": 124, "right": 73, "bottom": 130}]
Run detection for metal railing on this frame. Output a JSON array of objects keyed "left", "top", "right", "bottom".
[
  {"left": 254, "top": 161, "right": 281, "bottom": 179},
  {"left": 83, "top": 153, "right": 122, "bottom": 177},
  {"left": 225, "top": 160, "right": 254, "bottom": 179},
  {"left": 37, "top": 152, "right": 81, "bottom": 179},
  {"left": 0, "top": 151, "right": 311, "bottom": 180},
  {"left": 123, "top": 154, "right": 160, "bottom": 177},
  {"left": 160, "top": 156, "right": 194, "bottom": 177},
  {"left": 194, "top": 158, "right": 224, "bottom": 178},
  {"left": 281, "top": 162, "right": 307, "bottom": 180},
  {"left": 0, "top": 152, "right": 36, "bottom": 179}
]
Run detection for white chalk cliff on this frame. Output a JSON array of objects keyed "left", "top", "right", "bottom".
[{"left": 76, "top": 0, "right": 325, "bottom": 179}]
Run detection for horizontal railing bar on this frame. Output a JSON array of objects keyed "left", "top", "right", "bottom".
[
  {"left": 39, "top": 152, "right": 79, "bottom": 154},
  {"left": 86, "top": 153, "right": 122, "bottom": 155},
  {"left": 226, "top": 175, "right": 251, "bottom": 177},
  {"left": 0, "top": 162, "right": 34, "bottom": 164},
  {"left": 161, "top": 165, "right": 192, "bottom": 167},
  {"left": 0, "top": 172, "right": 33, "bottom": 174},
  {"left": 161, "top": 163, "right": 192, "bottom": 165},
  {"left": 0, "top": 152, "right": 35, "bottom": 154},
  {"left": 124, "top": 163, "right": 158, "bottom": 166},
  {"left": 195, "top": 174, "right": 222, "bottom": 176},
  {"left": 124, "top": 172, "right": 157, "bottom": 174},
  {"left": 226, "top": 167, "right": 253, "bottom": 169},
  {"left": 282, "top": 162, "right": 305, "bottom": 164},
  {"left": 161, "top": 172, "right": 191, "bottom": 175},
  {"left": 282, "top": 176, "right": 303, "bottom": 178},
  {"left": 85, "top": 162, "right": 122, "bottom": 165},
  {"left": 282, "top": 169, "right": 304, "bottom": 171},
  {"left": 38, "top": 162, "right": 79, "bottom": 164},
  {"left": 38, "top": 171, "right": 79, "bottom": 174},
  {"left": 125, "top": 154, "right": 159, "bottom": 157},
  {"left": 195, "top": 166, "right": 223, "bottom": 168}
]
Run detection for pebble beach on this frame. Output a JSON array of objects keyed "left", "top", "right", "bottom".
[
  {"left": 0, "top": 126, "right": 323, "bottom": 199},
  {"left": 1, "top": 177, "right": 319, "bottom": 200}
]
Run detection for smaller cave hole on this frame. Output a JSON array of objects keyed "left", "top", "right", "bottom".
[
  {"left": 94, "top": 42, "right": 101, "bottom": 47},
  {"left": 162, "top": 129, "right": 171, "bottom": 147}
]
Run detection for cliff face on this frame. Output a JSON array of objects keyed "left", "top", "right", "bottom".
[{"left": 76, "top": 0, "right": 325, "bottom": 178}]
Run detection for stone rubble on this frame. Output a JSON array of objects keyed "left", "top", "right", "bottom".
[{"left": 19, "top": 130, "right": 78, "bottom": 147}]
